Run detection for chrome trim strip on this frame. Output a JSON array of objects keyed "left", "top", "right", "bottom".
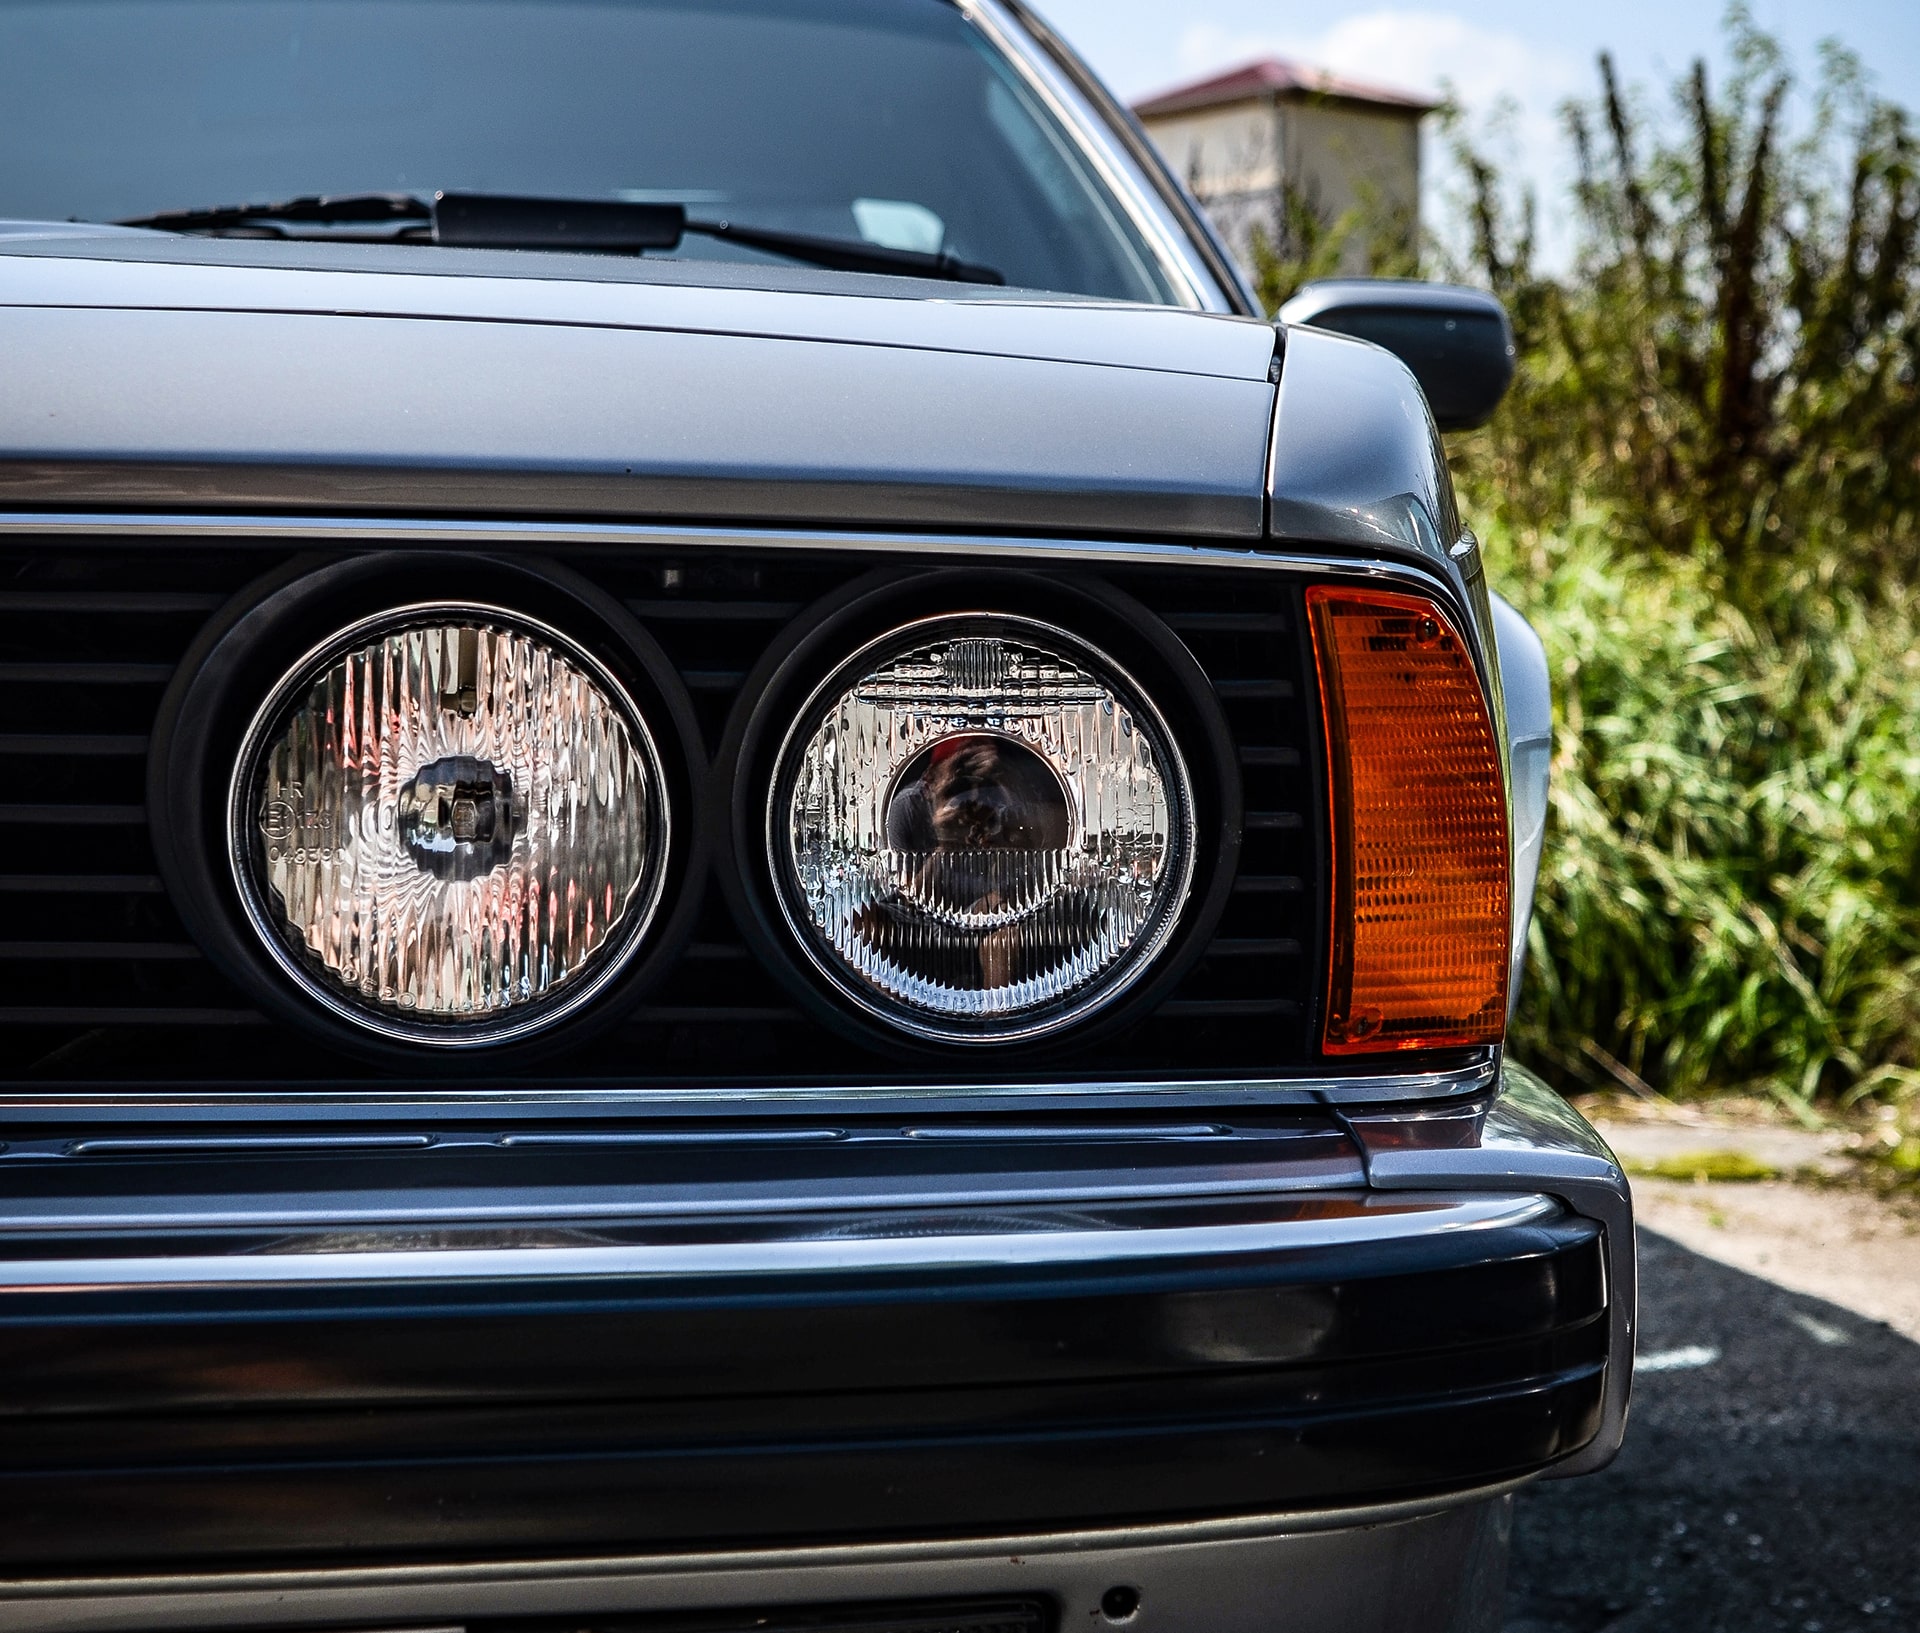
[
  {"left": 494, "top": 1127, "right": 848, "bottom": 1148},
  {"left": 0, "top": 1166, "right": 1367, "bottom": 1228},
  {"left": 0, "top": 1479, "right": 1530, "bottom": 1610},
  {"left": 900, "top": 1122, "right": 1229, "bottom": 1140},
  {"left": 0, "top": 1061, "right": 1498, "bottom": 1122},
  {"left": 0, "top": 509, "right": 1440, "bottom": 579},
  {"left": 0, "top": 508, "right": 1474, "bottom": 655},
  {"left": 0, "top": 1194, "right": 1558, "bottom": 1286},
  {"left": 65, "top": 1134, "right": 434, "bottom": 1155}
]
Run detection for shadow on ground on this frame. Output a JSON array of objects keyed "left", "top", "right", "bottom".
[{"left": 1504, "top": 1227, "right": 1920, "bottom": 1632}]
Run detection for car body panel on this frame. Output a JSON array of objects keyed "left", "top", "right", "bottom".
[
  {"left": 0, "top": 236, "right": 1274, "bottom": 376},
  {"left": 1339, "top": 1060, "right": 1636, "bottom": 1478},
  {"left": 0, "top": 242, "right": 1276, "bottom": 538},
  {"left": 1267, "top": 322, "right": 1461, "bottom": 562}
]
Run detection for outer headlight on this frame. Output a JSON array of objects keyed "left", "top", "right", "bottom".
[
  {"left": 771, "top": 614, "right": 1195, "bottom": 1041},
  {"left": 230, "top": 603, "right": 667, "bottom": 1045}
]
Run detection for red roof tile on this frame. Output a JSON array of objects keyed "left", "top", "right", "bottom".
[{"left": 1132, "top": 57, "right": 1438, "bottom": 120}]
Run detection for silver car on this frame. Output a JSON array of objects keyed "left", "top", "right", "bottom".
[{"left": 0, "top": 3, "right": 1629, "bottom": 1631}]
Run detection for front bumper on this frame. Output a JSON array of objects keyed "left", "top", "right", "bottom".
[
  {"left": 0, "top": 1497, "right": 1518, "bottom": 1633},
  {"left": 0, "top": 1061, "right": 1628, "bottom": 1631}
]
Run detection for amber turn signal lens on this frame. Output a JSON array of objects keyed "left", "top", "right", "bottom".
[{"left": 1306, "top": 585, "right": 1510, "bottom": 1053}]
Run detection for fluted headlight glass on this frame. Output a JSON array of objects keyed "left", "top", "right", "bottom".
[
  {"left": 775, "top": 616, "right": 1195, "bottom": 1040},
  {"left": 231, "top": 605, "right": 666, "bottom": 1044}
]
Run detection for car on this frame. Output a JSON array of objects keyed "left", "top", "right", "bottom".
[{"left": 0, "top": 2, "right": 1630, "bottom": 1631}]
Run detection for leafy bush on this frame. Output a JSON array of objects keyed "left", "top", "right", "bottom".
[
  {"left": 1436, "top": 12, "right": 1920, "bottom": 1110},
  {"left": 1486, "top": 513, "right": 1920, "bottom": 1113},
  {"left": 1452, "top": 11, "right": 1920, "bottom": 588}
]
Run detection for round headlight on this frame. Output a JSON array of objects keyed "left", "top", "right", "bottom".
[
  {"left": 772, "top": 615, "right": 1195, "bottom": 1041},
  {"left": 230, "top": 604, "right": 667, "bottom": 1045}
]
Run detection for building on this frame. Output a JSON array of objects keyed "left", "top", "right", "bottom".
[{"left": 1132, "top": 58, "right": 1435, "bottom": 291}]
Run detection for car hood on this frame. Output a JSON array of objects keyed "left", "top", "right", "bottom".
[{"left": 0, "top": 236, "right": 1279, "bottom": 538}]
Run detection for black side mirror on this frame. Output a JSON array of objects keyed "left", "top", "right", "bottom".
[{"left": 1277, "top": 279, "right": 1516, "bottom": 432}]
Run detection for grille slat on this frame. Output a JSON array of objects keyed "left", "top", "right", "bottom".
[
  {"left": 682, "top": 668, "right": 750, "bottom": 691},
  {"left": 0, "top": 542, "right": 1322, "bottom": 1087},
  {"left": 1162, "top": 611, "right": 1294, "bottom": 633},
  {"left": 0, "top": 734, "right": 148, "bottom": 755},
  {"left": 0, "top": 804, "right": 146, "bottom": 824},
  {"left": 0, "top": 1007, "right": 266, "bottom": 1027},
  {"left": 0, "top": 591, "right": 223, "bottom": 613},
  {"left": 1159, "top": 997, "right": 1302, "bottom": 1018},
  {"left": 623, "top": 597, "right": 803, "bottom": 621},
  {"left": 0, "top": 874, "right": 167, "bottom": 893},
  {"left": 0, "top": 942, "right": 201, "bottom": 960},
  {"left": 1209, "top": 937, "right": 1304, "bottom": 958},
  {"left": 0, "top": 662, "right": 174, "bottom": 683}
]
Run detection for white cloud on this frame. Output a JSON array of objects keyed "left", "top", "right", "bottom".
[{"left": 1170, "top": 10, "right": 1590, "bottom": 266}]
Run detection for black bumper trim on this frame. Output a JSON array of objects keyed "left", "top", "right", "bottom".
[{"left": 0, "top": 1191, "right": 1606, "bottom": 1571}]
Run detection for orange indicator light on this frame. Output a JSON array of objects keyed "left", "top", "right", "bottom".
[{"left": 1306, "top": 585, "right": 1510, "bottom": 1053}]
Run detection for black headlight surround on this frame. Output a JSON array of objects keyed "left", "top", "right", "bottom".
[
  {"left": 714, "top": 567, "right": 1243, "bottom": 1056},
  {"left": 149, "top": 552, "right": 705, "bottom": 1067}
]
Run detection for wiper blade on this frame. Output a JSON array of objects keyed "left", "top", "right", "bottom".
[
  {"left": 118, "top": 190, "right": 1004, "bottom": 284},
  {"left": 120, "top": 192, "right": 431, "bottom": 235}
]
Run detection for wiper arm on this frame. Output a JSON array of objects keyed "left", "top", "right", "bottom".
[
  {"left": 118, "top": 190, "right": 1005, "bottom": 284},
  {"left": 679, "top": 218, "right": 1003, "bottom": 285}
]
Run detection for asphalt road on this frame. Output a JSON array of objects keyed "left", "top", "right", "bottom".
[{"left": 1503, "top": 1229, "right": 1920, "bottom": 1632}]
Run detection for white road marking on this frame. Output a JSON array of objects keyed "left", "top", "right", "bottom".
[
  {"left": 1789, "top": 1311, "right": 1850, "bottom": 1346},
  {"left": 1637, "top": 1344, "right": 1722, "bottom": 1373}
]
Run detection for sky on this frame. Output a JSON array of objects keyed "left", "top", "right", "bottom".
[{"left": 1031, "top": 1, "right": 1920, "bottom": 264}]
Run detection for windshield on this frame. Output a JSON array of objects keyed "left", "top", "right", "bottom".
[{"left": 0, "top": 0, "right": 1179, "bottom": 302}]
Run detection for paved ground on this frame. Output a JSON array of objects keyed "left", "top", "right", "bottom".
[{"left": 1502, "top": 1115, "right": 1920, "bottom": 1632}]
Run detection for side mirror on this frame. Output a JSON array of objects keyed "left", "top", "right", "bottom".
[{"left": 1277, "top": 279, "right": 1516, "bottom": 432}]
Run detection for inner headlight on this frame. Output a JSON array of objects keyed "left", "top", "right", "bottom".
[
  {"left": 230, "top": 604, "right": 666, "bottom": 1045},
  {"left": 772, "top": 614, "right": 1195, "bottom": 1041}
]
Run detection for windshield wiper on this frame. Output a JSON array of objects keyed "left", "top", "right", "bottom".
[
  {"left": 121, "top": 192, "right": 433, "bottom": 237},
  {"left": 119, "top": 191, "right": 1005, "bottom": 285}
]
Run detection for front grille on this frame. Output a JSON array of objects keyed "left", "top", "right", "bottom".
[{"left": 0, "top": 537, "right": 1323, "bottom": 1088}]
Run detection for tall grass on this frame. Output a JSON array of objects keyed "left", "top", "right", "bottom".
[
  {"left": 1436, "top": 11, "right": 1920, "bottom": 1111},
  {"left": 1487, "top": 515, "right": 1920, "bottom": 1113}
]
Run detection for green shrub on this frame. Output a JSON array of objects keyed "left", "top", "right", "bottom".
[
  {"left": 1488, "top": 513, "right": 1920, "bottom": 1112},
  {"left": 1409, "top": 12, "right": 1920, "bottom": 1112},
  {"left": 1625, "top": 1151, "right": 1781, "bottom": 1182},
  {"left": 1449, "top": 10, "right": 1920, "bottom": 594}
]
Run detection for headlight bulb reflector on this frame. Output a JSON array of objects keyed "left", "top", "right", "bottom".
[
  {"left": 774, "top": 616, "right": 1194, "bottom": 1040},
  {"left": 232, "top": 606, "right": 665, "bottom": 1044}
]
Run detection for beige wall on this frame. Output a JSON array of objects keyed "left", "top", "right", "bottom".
[
  {"left": 1279, "top": 101, "right": 1421, "bottom": 263},
  {"left": 1140, "top": 95, "right": 1422, "bottom": 287},
  {"left": 1143, "top": 99, "right": 1279, "bottom": 198}
]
